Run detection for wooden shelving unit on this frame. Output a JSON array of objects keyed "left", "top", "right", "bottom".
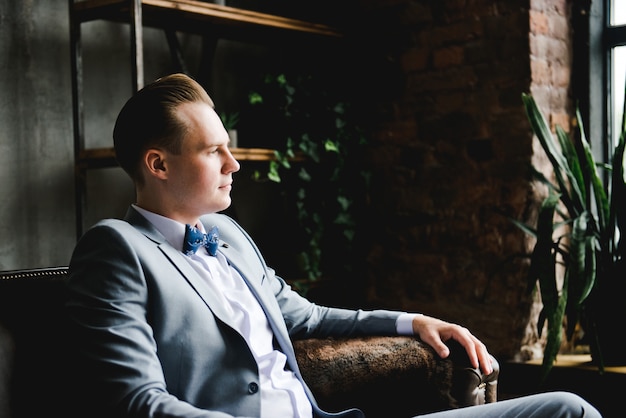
[{"left": 69, "top": 0, "right": 342, "bottom": 236}]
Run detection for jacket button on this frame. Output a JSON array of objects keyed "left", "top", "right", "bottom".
[{"left": 248, "top": 382, "right": 259, "bottom": 394}]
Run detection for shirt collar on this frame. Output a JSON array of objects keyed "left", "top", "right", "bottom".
[{"left": 132, "top": 204, "right": 205, "bottom": 252}]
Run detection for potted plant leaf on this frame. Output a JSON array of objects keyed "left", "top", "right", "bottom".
[{"left": 514, "top": 93, "right": 626, "bottom": 381}]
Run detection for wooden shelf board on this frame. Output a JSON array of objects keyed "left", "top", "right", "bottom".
[
  {"left": 72, "top": 0, "right": 343, "bottom": 40},
  {"left": 231, "top": 147, "right": 278, "bottom": 161}
]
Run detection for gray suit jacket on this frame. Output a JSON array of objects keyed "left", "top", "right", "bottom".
[{"left": 65, "top": 207, "right": 403, "bottom": 418}]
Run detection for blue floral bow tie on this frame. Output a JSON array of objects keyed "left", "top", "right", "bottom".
[{"left": 183, "top": 224, "right": 219, "bottom": 256}]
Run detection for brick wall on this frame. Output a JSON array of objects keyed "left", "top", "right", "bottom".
[{"left": 348, "top": 0, "right": 574, "bottom": 360}]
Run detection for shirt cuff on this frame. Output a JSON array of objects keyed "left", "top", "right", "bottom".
[{"left": 395, "top": 313, "right": 422, "bottom": 335}]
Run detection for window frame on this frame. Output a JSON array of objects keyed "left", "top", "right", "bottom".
[
  {"left": 585, "top": 1, "right": 608, "bottom": 167},
  {"left": 588, "top": 0, "right": 626, "bottom": 168}
]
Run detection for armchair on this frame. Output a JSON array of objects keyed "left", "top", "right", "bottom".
[{"left": 0, "top": 267, "right": 498, "bottom": 418}]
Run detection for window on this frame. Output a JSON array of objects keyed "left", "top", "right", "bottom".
[
  {"left": 609, "top": 0, "right": 626, "bottom": 148},
  {"left": 613, "top": 0, "right": 626, "bottom": 26}
]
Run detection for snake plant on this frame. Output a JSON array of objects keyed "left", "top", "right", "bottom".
[{"left": 515, "top": 93, "right": 626, "bottom": 381}]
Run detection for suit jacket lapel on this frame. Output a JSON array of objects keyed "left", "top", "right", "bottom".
[
  {"left": 218, "top": 243, "right": 293, "bottom": 346},
  {"left": 200, "top": 214, "right": 295, "bottom": 360}
]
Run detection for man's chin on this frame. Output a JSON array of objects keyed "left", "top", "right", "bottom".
[{"left": 216, "top": 200, "right": 232, "bottom": 213}]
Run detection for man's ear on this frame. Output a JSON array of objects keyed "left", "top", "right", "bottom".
[{"left": 144, "top": 149, "right": 168, "bottom": 180}]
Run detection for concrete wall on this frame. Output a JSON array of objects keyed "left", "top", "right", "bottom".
[{"left": 1, "top": 1, "right": 75, "bottom": 269}]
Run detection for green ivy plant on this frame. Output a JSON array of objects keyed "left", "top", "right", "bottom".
[
  {"left": 513, "top": 93, "right": 626, "bottom": 381},
  {"left": 247, "top": 73, "right": 369, "bottom": 288}
]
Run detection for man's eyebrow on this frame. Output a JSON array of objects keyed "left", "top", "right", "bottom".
[
  {"left": 200, "top": 143, "right": 218, "bottom": 150},
  {"left": 198, "top": 139, "right": 222, "bottom": 150}
]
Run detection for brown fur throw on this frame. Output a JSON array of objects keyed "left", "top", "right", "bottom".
[{"left": 293, "top": 336, "right": 457, "bottom": 418}]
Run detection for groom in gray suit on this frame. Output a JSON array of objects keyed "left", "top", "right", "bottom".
[{"left": 65, "top": 73, "right": 601, "bottom": 418}]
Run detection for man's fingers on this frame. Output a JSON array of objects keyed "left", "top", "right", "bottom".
[{"left": 437, "top": 343, "right": 450, "bottom": 359}]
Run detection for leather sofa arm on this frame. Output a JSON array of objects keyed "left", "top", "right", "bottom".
[
  {"left": 447, "top": 339, "right": 499, "bottom": 406},
  {"left": 293, "top": 336, "right": 499, "bottom": 418}
]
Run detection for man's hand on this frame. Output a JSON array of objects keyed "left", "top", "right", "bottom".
[{"left": 412, "top": 315, "right": 493, "bottom": 375}]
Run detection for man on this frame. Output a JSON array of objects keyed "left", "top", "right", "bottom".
[{"left": 65, "top": 73, "right": 602, "bottom": 418}]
